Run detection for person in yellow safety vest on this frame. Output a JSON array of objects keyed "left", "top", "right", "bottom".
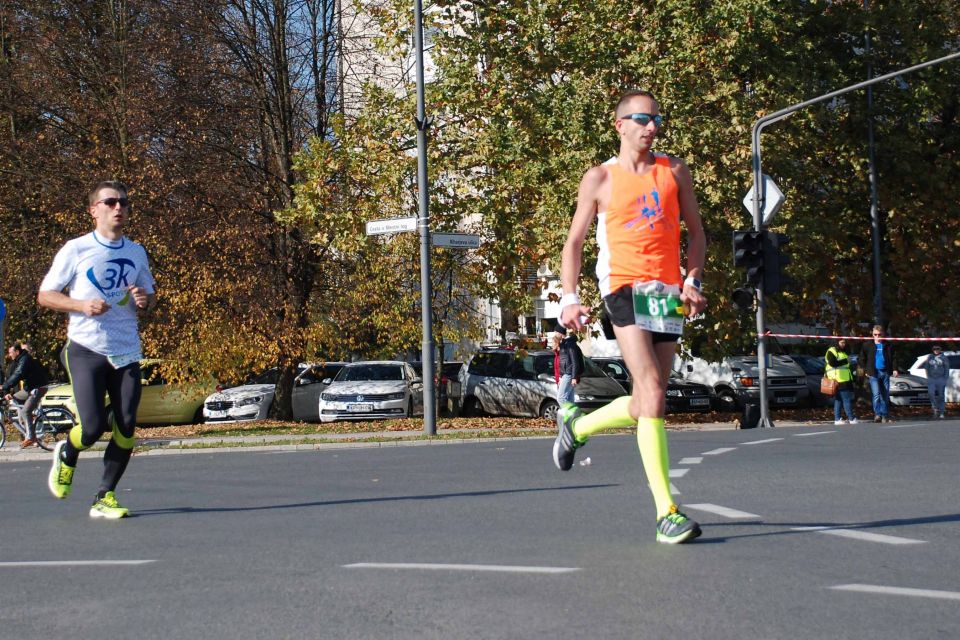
[{"left": 825, "top": 338, "right": 857, "bottom": 425}]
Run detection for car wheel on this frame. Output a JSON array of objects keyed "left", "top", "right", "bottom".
[
  {"left": 540, "top": 399, "right": 559, "bottom": 421},
  {"left": 716, "top": 389, "right": 738, "bottom": 412},
  {"left": 192, "top": 406, "right": 204, "bottom": 424},
  {"left": 462, "top": 396, "right": 483, "bottom": 417}
]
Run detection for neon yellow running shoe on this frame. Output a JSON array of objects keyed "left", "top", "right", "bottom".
[
  {"left": 48, "top": 441, "right": 75, "bottom": 499},
  {"left": 89, "top": 491, "right": 130, "bottom": 519}
]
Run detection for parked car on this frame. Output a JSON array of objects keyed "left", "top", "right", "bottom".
[
  {"left": 409, "top": 361, "right": 464, "bottom": 408},
  {"left": 591, "top": 356, "right": 713, "bottom": 412},
  {"left": 318, "top": 361, "right": 423, "bottom": 422},
  {"left": 40, "top": 359, "right": 216, "bottom": 427},
  {"left": 908, "top": 350, "right": 960, "bottom": 403},
  {"left": 788, "top": 355, "right": 834, "bottom": 407},
  {"left": 680, "top": 354, "right": 809, "bottom": 412},
  {"left": 202, "top": 362, "right": 347, "bottom": 423},
  {"left": 458, "top": 349, "right": 625, "bottom": 420},
  {"left": 888, "top": 372, "right": 932, "bottom": 407}
]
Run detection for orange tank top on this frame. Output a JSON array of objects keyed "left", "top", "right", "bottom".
[{"left": 595, "top": 156, "right": 682, "bottom": 297}]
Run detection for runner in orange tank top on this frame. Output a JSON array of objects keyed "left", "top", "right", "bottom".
[{"left": 551, "top": 90, "right": 708, "bottom": 544}]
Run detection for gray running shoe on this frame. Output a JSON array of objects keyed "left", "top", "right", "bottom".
[
  {"left": 552, "top": 402, "right": 583, "bottom": 471},
  {"left": 656, "top": 506, "right": 702, "bottom": 544}
]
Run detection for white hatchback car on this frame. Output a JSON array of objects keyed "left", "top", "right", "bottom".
[
  {"left": 908, "top": 350, "right": 960, "bottom": 403},
  {"left": 318, "top": 361, "right": 423, "bottom": 422}
]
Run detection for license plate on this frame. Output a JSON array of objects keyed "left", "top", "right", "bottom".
[
  {"left": 775, "top": 396, "right": 796, "bottom": 404},
  {"left": 347, "top": 403, "right": 373, "bottom": 413},
  {"left": 207, "top": 410, "right": 226, "bottom": 418},
  {"left": 690, "top": 398, "right": 710, "bottom": 406}
]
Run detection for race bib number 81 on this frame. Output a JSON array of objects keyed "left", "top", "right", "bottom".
[{"left": 633, "top": 281, "right": 685, "bottom": 335}]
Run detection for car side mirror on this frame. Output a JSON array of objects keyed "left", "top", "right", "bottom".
[{"left": 322, "top": 378, "right": 332, "bottom": 385}]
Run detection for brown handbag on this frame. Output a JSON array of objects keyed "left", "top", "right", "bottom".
[{"left": 820, "top": 376, "right": 838, "bottom": 396}]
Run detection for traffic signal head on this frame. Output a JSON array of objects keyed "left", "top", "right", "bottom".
[
  {"left": 762, "top": 232, "right": 792, "bottom": 295},
  {"left": 732, "top": 230, "right": 764, "bottom": 287}
]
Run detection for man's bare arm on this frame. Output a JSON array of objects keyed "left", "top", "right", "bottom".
[
  {"left": 560, "top": 165, "right": 606, "bottom": 330},
  {"left": 673, "top": 159, "right": 708, "bottom": 316},
  {"left": 38, "top": 290, "right": 110, "bottom": 317}
]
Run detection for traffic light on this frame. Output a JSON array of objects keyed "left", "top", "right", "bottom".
[
  {"left": 762, "top": 232, "right": 791, "bottom": 295},
  {"left": 732, "top": 230, "right": 764, "bottom": 288}
]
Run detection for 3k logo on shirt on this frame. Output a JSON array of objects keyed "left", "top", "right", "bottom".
[
  {"left": 86, "top": 258, "right": 136, "bottom": 304},
  {"left": 625, "top": 189, "right": 666, "bottom": 231}
]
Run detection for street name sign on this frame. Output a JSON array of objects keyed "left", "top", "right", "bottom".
[
  {"left": 432, "top": 233, "right": 480, "bottom": 248},
  {"left": 366, "top": 216, "right": 418, "bottom": 236}
]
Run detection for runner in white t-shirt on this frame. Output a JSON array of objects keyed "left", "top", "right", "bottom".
[{"left": 39, "top": 181, "right": 156, "bottom": 519}]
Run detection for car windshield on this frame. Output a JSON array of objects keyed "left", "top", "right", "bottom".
[
  {"left": 248, "top": 368, "right": 281, "bottom": 385},
  {"left": 336, "top": 364, "right": 404, "bottom": 382},
  {"left": 581, "top": 357, "right": 608, "bottom": 378}
]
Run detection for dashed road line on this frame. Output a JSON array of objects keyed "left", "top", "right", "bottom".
[
  {"left": 684, "top": 503, "right": 761, "bottom": 519},
  {"left": 343, "top": 562, "right": 579, "bottom": 574},
  {"left": 679, "top": 456, "right": 703, "bottom": 464},
  {"left": 668, "top": 468, "right": 689, "bottom": 478},
  {"left": 793, "top": 431, "right": 836, "bottom": 437},
  {"left": 0, "top": 560, "right": 157, "bottom": 568},
  {"left": 741, "top": 438, "right": 784, "bottom": 445},
  {"left": 830, "top": 584, "right": 960, "bottom": 601},
  {"left": 702, "top": 447, "right": 736, "bottom": 456},
  {"left": 792, "top": 527, "right": 925, "bottom": 545}
]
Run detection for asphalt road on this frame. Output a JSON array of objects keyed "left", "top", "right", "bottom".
[{"left": 1, "top": 418, "right": 958, "bottom": 639}]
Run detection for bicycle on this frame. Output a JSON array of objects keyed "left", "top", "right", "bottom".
[{"left": 0, "top": 391, "right": 77, "bottom": 451}]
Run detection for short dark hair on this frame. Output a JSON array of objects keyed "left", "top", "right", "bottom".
[
  {"left": 933, "top": 344, "right": 943, "bottom": 350},
  {"left": 615, "top": 89, "right": 658, "bottom": 118},
  {"left": 88, "top": 180, "right": 128, "bottom": 206}
]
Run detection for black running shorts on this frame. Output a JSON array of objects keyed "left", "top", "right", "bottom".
[{"left": 602, "top": 286, "right": 680, "bottom": 344}]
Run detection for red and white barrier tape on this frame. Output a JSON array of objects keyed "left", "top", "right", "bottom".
[{"left": 763, "top": 332, "right": 960, "bottom": 342}]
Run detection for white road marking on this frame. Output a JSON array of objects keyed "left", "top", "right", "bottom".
[
  {"left": 792, "top": 527, "right": 925, "bottom": 545},
  {"left": 741, "top": 438, "right": 783, "bottom": 445},
  {"left": 0, "top": 560, "right": 156, "bottom": 568},
  {"left": 831, "top": 584, "right": 960, "bottom": 601},
  {"left": 793, "top": 431, "right": 836, "bottom": 437},
  {"left": 684, "top": 503, "right": 761, "bottom": 519},
  {"left": 702, "top": 447, "right": 736, "bottom": 456},
  {"left": 669, "top": 482, "right": 681, "bottom": 495},
  {"left": 343, "top": 562, "right": 579, "bottom": 574},
  {"left": 679, "top": 457, "right": 703, "bottom": 464},
  {"left": 668, "top": 468, "right": 689, "bottom": 478},
  {"left": 881, "top": 423, "right": 924, "bottom": 429}
]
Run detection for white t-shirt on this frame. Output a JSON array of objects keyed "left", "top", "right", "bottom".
[{"left": 40, "top": 232, "right": 156, "bottom": 356}]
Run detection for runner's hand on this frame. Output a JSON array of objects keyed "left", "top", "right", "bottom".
[
  {"left": 681, "top": 285, "right": 707, "bottom": 317},
  {"left": 129, "top": 286, "right": 150, "bottom": 309},
  {"left": 560, "top": 303, "right": 591, "bottom": 331},
  {"left": 81, "top": 299, "right": 110, "bottom": 316}
]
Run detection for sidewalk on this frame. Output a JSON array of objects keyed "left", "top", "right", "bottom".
[{"left": 1, "top": 417, "right": 806, "bottom": 463}]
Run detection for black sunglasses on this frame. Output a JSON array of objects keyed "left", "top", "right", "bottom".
[
  {"left": 96, "top": 197, "right": 130, "bottom": 208},
  {"left": 621, "top": 113, "right": 664, "bottom": 127}
]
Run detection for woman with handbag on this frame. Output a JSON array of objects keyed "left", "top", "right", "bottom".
[{"left": 825, "top": 338, "right": 857, "bottom": 425}]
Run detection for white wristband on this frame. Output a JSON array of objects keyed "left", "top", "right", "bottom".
[
  {"left": 559, "top": 293, "right": 581, "bottom": 309},
  {"left": 683, "top": 276, "right": 702, "bottom": 291}
]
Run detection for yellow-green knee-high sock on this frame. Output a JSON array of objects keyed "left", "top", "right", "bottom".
[
  {"left": 572, "top": 396, "right": 635, "bottom": 441},
  {"left": 636, "top": 417, "right": 674, "bottom": 519}
]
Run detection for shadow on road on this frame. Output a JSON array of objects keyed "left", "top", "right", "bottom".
[{"left": 131, "top": 483, "right": 620, "bottom": 518}]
